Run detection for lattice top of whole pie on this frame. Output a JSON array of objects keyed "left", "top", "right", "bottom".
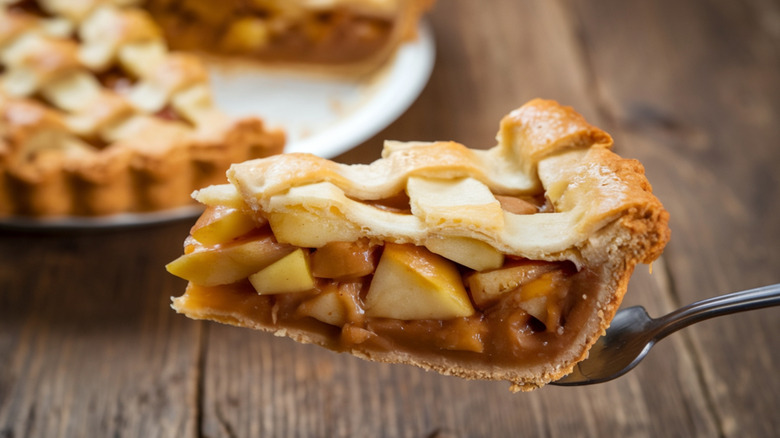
[
  {"left": 0, "top": 1, "right": 285, "bottom": 216},
  {"left": 1, "top": 1, "right": 231, "bottom": 170}
]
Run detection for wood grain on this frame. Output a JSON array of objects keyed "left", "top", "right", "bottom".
[
  {"left": 568, "top": 0, "right": 780, "bottom": 435},
  {"left": 0, "top": 224, "right": 200, "bottom": 437},
  {"left": 1, "top": 0, "right": 778, "bottom": 437}
]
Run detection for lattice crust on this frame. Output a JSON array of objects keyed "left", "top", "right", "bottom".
[
  {"left": 213, "top": 99, "right": 666, "bottom": 267},
  {"left": 175, "top": 99, "right": 670, "bottom": 390},
  {"left": 0, "top": 1, "right": 285, "bottom": 216}
]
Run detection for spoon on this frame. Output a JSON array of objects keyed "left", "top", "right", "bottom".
[{"left": 552, "top": 283, "right": 780, "bottom": 386}]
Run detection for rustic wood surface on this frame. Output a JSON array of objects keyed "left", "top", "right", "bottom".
[{"left": 1, "top": 0, "right": 778, "bottom": 437}]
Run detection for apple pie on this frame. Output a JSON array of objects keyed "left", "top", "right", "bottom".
[
  {"left": 0, "top": 1, "right": 285, "bottom": 217},
  {"left": 167, "top": 99, "right": 671, "bottom": 391}
]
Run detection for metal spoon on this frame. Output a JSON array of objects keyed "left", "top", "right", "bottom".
[{"left": 552, "top": 283, "right": 780, "bottom": 386}]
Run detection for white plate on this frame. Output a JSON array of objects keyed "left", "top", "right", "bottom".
[{"left": 0, "top": 23, "right": 436, "bottom": 231}]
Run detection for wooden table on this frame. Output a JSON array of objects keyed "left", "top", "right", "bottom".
[{"left": 2, "top": 1, "right": 778, "bottom": 436}]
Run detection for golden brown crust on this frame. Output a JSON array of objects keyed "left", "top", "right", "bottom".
[
  {"left": 171, "top": 99, "right": 670, "bottom": 390},
  {"left": 497, "top": 98, "right": 613, "bottom": 178}
]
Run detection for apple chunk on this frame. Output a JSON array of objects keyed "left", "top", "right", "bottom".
[
  {"left": 517, "top": 271, "right": 569, "bottom": 329},
  {"left": 298, "top": 282, "right": 364, "bottom": 326},
  {"left": 310, "top": 240, "right": 377, "bottom": 279},
  {"left": 249, "top": 248, "right": 316, "bottom": 294},
  {"left": 297, "top": 285, "right": 347, "bottom": 326},
  {"left": 365, "top": 243, "right": 474, "bottom": 320},
  {"left": 191, "top": 205, "right": 260, "bottom": 246},
  {"left": 424, "top": 235, "right": 504, "bottom": 271},
  {"left": 166, "top": 235, "right": 293, "bottom": 286},
  {"left": 465, "top": 260, "right": 557, "bottom": 308}
]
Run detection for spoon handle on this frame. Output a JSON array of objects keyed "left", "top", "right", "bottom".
[{"left": 652, "top": 283, "right": 780, "bottom": 341}]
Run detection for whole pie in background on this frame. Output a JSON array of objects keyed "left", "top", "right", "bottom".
[
  {"left": 0, "top": 0, "right": 433, "bottom": 218},
  {"left": 166, "top": 99, "right": 671, "bottom": 391}
]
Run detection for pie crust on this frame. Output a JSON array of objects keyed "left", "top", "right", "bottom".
[{"left": 167, "top": 99, "right": 671, "bottom": 390}]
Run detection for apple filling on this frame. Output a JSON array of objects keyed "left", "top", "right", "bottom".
[
  {"left": 146, "top": 2, "right": 396, "bottom": 65},
  {"left": 168, "top": 199, "right": 595, "bottom": 367}
]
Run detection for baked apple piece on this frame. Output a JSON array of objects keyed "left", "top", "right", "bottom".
[{"left": 167, "top": 99, "right": 670, "bottom": 391}]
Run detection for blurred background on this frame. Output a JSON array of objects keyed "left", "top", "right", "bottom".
[{"left": 1, "top": 1, "right": 778, "bottom": 437}]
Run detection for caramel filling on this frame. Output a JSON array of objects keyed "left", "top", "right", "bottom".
[{"left": 169, "top": 196, "right": 601, "bottom": 368}]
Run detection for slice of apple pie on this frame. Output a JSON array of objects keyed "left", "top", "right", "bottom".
[{"left": 167, "top": 99, "right": 670, "bottom": 391}]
